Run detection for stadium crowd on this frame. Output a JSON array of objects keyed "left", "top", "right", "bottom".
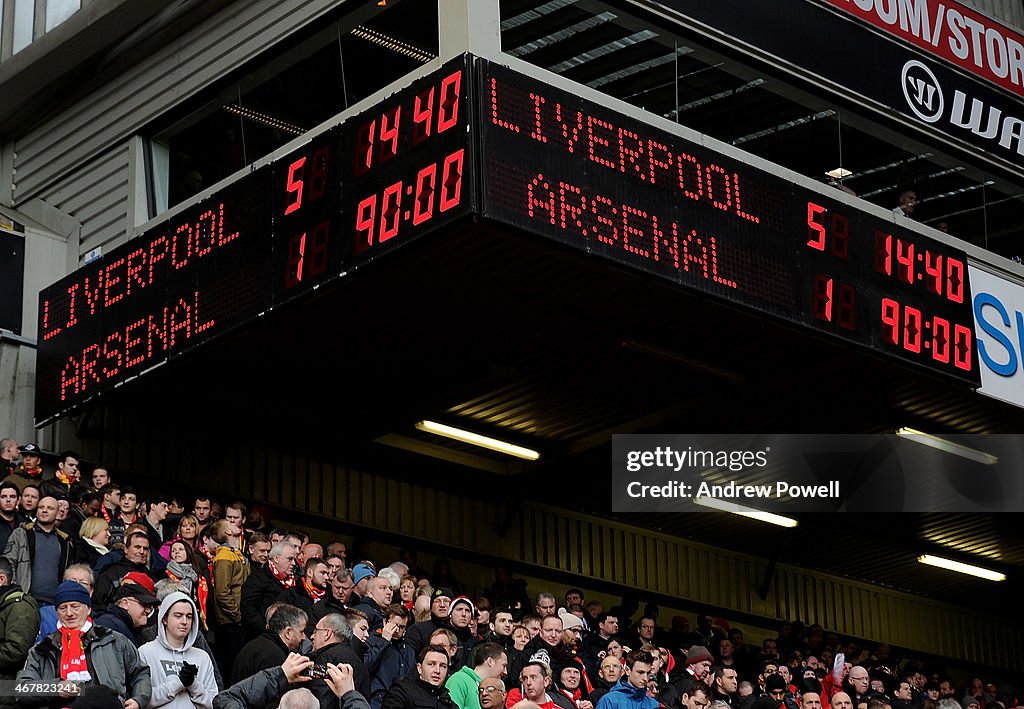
[{"left": 0, "top": 441, "right": 1019, "bottom": 709}]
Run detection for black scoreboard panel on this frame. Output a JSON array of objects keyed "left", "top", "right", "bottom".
[
  {"left": 35, "top": 56, "right": 474, "bottom": 424},
  {"left": 476, "top": 59, "right": 979, "bottom": 387},
  {"left": 36, "top": 55, "right": 982, "bottom": 424}
]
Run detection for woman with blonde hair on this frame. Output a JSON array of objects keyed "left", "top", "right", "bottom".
[{"left": 76, "top": 516, "right": 111, "bottom": 567}]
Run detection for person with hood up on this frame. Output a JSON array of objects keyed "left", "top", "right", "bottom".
[
  {"left": 595, "top": 650, "right": 660, "bottom": 709},
  {"left": 139, "top": 591, "right": 218, "bottom": 709}
]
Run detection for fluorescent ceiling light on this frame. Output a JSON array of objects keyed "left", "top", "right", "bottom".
[
  {"left": 917, "top": 554, "right": 1006, "bottom": 581},
  {"left": 694, "top": 496, "right": 798, "bottom": 527},
  {"left": 825, "top": 167, "right": 853, "bottom": 179},
  {"left": 895, "top": 428, "right": 998, "bottom": 465},
  {"left": 415, "top": 420, "right": 540, "bottom": 460}
]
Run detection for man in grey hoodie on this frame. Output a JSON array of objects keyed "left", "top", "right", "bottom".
[{"left": 139, "top": 591, "right": 219, "bottom": 709}]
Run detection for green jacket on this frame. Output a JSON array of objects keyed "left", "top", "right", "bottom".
[
  {"left": 0, "top": 584, "right": 40, "bottom": 709},
  {"left": 17, "top": 625, "right": 151, "bottom": 709},
  {"left": 445, "top": 665, "right": 482, "bottom": 709}
]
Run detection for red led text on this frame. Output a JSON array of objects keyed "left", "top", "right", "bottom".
[
  {"left": 59, "top": 290, "right": 215, "bottom": 402},
  {"left": 527, "top": 173, "right": 738, "bottom": 289},
  {"left": 41, "top": 204, "right": 239, "bottom": 341},
  {"left": 491, "top": 77, "right": 761, "bottom": 224}
]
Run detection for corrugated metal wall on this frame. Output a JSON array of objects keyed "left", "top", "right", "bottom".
[
  {"left": 87, "top": 425, "right": 1023, "bottom": 672},
  {"left": 961, "top": 0, "right": 1024, "bottom": 31},
  {"left": 12, "top": 0, "right": 345, "bottom": 258}
]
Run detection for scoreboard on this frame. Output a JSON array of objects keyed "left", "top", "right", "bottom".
[{"left": 35, "top": 55, "right": 980, "bottom": 425}]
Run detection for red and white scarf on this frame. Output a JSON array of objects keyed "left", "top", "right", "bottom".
[
  {"left": 58, "top": 619, "right": 93, "bottom": 682},
  {"left": 271, "top": 564, "right": 295, "bottom": 589},
  {"left": 302, "top": 577, "right": 325, "bottom": 603}
]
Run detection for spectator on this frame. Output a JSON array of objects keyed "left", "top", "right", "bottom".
[
  {"left": 63, "top": 488, "right": 102, "bottom": 539},
  {"left": 94, "top": 530, "right": 156, "bottom": 613},
  {"left": 111, "top": 486, "right": 142, "bottom": 550},
  {"left": 139, "top": 592, "right": 218, "bottom": 709},
  {"left": 77, "top": 516, "right": 112, "bottom": 567},
  {"left": 327, "top": 541, "right": 349, "bottom": 567},
  {"left": 590, "top": 656, "right": 623, "bottom": 706},
  {"left": 95, "top": 582, "right": 159, "bottom": 647},
  {"left": 40, "top": 450, "right": 80, "bottom": 500},
  {"left": 0, "top": 555, "right": 41, "bottom": 709},
  {"left": 406, "top": 587, "right": 454, "bottom": 655},
  {"left": 309, "top": 612, "right": 372, "bottom": 702},
  {"left": 91, "top": 466, "right": 111, "bottom": 489},
  {"left": 446, "top": 642, "right": 508, "bottom": 709},
  {"left": 210, "top": 518, "right": 250, "bottom": 671},
  {"left": 893, "top": 190, "right": 917, "bottom": 218},
  {"left": 354, "top": 575, "right": 394, "bottom": 631},
  {"left": 292, "top": 558, "right": 330, "bottom": 621},
  {"left": 18, "top": 580, "right": 151, "bottom": 709},
  {"left": 166, "top": 539, "right": 211, "bottom": 629},
  {"left": 0, "top": 482, "right": 26, "bottom": 551},
  {"left": 595, "top": 650, "right": 658, "bottom": 709},
  {"left": 314, "top": 567, "right": 355, "bottom": 624},
  {"left": 3, "top": 495, "right": 74, "bottom": 607},
  {"left": 143, "top": 495, "right": 172, "bottom": 550},
  {"left": 381, "top": 645, "right": 456, "bottom": 709},
  {"left": 248, "top": 532, "right": 272, "bottom": 568},
  {"left": 0, "top": 439, "right": 18, "bottom": 479},
  {"left": 19, "top": 484, "right": 40, "bottom": 520},
  {"left": 398, "top": 575, "right": 417, "bottom": 611},
  {"left": 241, "top": 541, "right": 299, "bottom": 640},
  {"left": 504, "top": 658, "right": 568, "bottom": 709},
  {"left": 232, "top": 604, "right": 308, "bottom": 684},
  {"left": 509, "top": 614, "right": 586, "bottom": 690},
  {"left": 159, "top": 514, "right": 202, "bottom": 560},
  {"left": 479, "top": 679, "right": 507, "bottom": 709},
  {"left": 711, "top": 668, "right": 739, "bottom": 707},
  {"left": 212, "top": 652, "right": 313, "bottom": 709},
  {"left": 6, "top": 442, "right": 43, "bottom": 491},
  {"left": 535, "top": 594, "right": 557, "bottom": 619},
  {"left": 193, "top": 497, "right": 214, "bottom": 533},
  {"left": 368, "top": 605, "right": 415, "bottom": 709}
]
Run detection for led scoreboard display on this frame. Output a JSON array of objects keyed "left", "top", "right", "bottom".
[
  {"left": 35, "top": 57, "right": 473, "bottom": 424},
  {"left": 477, "top": 59, "right": 979, "bottom": 386},
  {"left": 35, "top": 55, "right": 982, "bottom": 425}
]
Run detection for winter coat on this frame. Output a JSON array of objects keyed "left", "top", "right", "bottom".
[
  {"left": 405, "top": 616, "right": 446, "bottom": 656},
  {"left": 351, "top": 597, "right": 386, "bottom": 631},
  {"left": 0, "top": 584, "right": 40, "bottom": 709},
  {"left": 231, "top": 632, "right": 290, "bottom": 685},
  {"left": 94, "top": 605, "right": 141, "bottom": 646},
  {"left": 370, "top": 638, "right": 417, "bottom": 709},
  {"left": 93, "top": 558, "right": 156, "bottom": 614},
  {"left": 239, "top": 565, "right": 290, "bottom": 640},
  {"left": 2, "top": 523, "right": 74, "bottom": 598},
  {"left": 139, "top": 592, "right": 218, "bottom": 709},
  {"left": 213, "top": 667, "right": 371, "bottom": 709},
  {"left": 311, "top": 641, "right": 372, "bottom": 700},
  {"left": 381, "top": 675, "right": 457, "bottom": 709},
  {"left": 17, "top": 624, "right": 152, "bottom": 709},
  {"left": 595, "top": 679, "right": 659, "bottom": 709},
  {"left": 211, "top": 545, "right": 249, "bottom": 626}
]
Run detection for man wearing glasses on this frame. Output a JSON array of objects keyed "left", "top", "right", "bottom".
[
  {"left": 95, "top": 582, "right": 160, "bottom": 647},
  {"left": 478, "top": 679, "right": 507, "bottom": 709},
  {"left": 308, "top": 612, "right": 372, "bottom": 700},
  {"left": 446, "top": 642, "right": 508, "bottom": 709}
]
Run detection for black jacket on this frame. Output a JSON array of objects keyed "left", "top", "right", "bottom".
[
  {"left": 311, "top": 595, "right": 348, "bottom": 624},
  {"left": 310, "top": 641, "right": 372, "bottom": 700},
  {"left": 381, "top": 675, "right": 457, "bottom": 709},
  {"left": 232, "top": 632, "right": 290, "bottom": 685},
  {"left": 240, "top": 565, "right": 292, "bottom": 640},
  {"left": 405, "top": 616, "right": 446, "bottom": 656},
  {"left": 93, "top": 558, "right": 155, "bottom": 614},
  {"left": 94, "top": 605, "right": 141, "bottom": 646},
  {"left": 352, "top": 596, "right": 386, "bottom": 631}
]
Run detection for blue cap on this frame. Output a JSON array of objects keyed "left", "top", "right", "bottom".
[
  {"left": 55, "top": 580, "right": 92, "bottom": 608},
  {"left": 352, "top": 563, "right": 376, "bottom": 586}
]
